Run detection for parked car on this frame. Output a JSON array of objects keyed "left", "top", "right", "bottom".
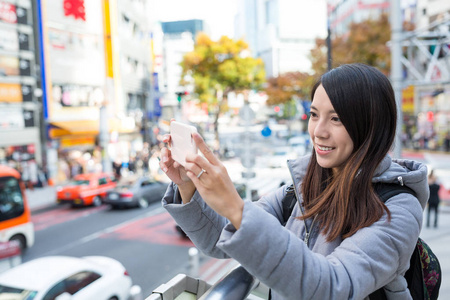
[
  {"left": 288, "top": 135, "right": 310, "bottom": 156},
  {"left": 104, "top": 176, "right": 169, "bottom": 209},
  {"left": 0, "top": 255, "right": 142, "bottom": 300},
  {"left": 56, "top": 173, "right": 117, "bottom": 207},
  {"left": 267, "top": 147, "right": 297, "bottom": 168}
]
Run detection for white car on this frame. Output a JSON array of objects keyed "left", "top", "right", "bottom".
[
  {"left": 267, "top": 147, "right": 297, "bottom": 168},
  {"left": 0, "top": 255, "right": 141, "bottom": 300}
]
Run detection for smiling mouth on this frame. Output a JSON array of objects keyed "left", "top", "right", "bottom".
[{"left": 317, "top": 145, "right": 334, "bottom": 151}]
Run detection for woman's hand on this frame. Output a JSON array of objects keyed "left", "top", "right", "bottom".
[
  {"left": 160, "top": 134, "right": 196, "bottom": 202},
  {"left": 184, "top": 133, "right": 244, "bottom": 229}
]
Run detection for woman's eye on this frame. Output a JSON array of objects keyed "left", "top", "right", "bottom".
[
  {"left": 309, "top": 112, "right": 317, "bottom": 118},
  {"left": 331, "top": 116, "right": 341, "bottom": 122}
]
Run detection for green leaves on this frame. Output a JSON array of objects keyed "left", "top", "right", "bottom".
[{"left": 180, "top": 33, "right": 265, "bottom": 108}]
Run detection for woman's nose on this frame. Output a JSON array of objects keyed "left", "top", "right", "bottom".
[{"left": 314, "top": 120, "right": 330, "bottom": 139}]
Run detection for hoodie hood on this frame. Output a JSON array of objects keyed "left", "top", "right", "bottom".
[
  {"left": 288, "top": 154, "right": 429, "bottom": 210},
  {"left": 372, "top": 155, "right": 429, "bottom": 209}
]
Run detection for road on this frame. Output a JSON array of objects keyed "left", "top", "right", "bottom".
[
  {"left": 25, "top": 199, "right": 236, "bottom": 298},
  {"left": 24, "top": 145, "right": 450, "bottom": 298}
]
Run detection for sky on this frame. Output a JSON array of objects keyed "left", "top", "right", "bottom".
[{"left": 152, "top": 0, "right": 238, "bottom": 40}]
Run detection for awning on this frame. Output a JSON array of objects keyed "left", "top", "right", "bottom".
[
  {"left": 50, "top": 120, "right": 99, "bottom": 138},
  {"left": 49, "top": 119, "right": 136, "bottom": 139}
]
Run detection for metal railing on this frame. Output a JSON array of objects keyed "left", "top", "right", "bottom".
[{"left": 146, "top": 264, "right": 268, "bottom": 300}]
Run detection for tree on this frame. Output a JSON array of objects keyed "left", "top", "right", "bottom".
[
  {"left": 310, "top": 14, "right": 392, "bottom": 75},
  {"left": 265, "top": 71, "right": 314, "bottom": 106},
  {"left": 180, "top": 33, "right": 266, "bottom": 143}
]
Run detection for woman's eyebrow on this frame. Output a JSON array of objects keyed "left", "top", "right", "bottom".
[{"left": 310, "top": 105, "right": 336, "bottom": 114}]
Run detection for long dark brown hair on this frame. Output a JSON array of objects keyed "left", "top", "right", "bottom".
[{"left": 301, "top": 63, "right": 397, "bottom": 242}]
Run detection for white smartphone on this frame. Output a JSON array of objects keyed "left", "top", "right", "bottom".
[{"left": 170, "top": 121, "right": 198, "bottom": 167}]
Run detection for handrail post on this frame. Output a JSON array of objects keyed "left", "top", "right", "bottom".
[{"left": 188, "top": 247, "right": 200, "bottom": 277}]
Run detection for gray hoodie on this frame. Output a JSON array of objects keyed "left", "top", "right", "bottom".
[{"left": 162, "top": 155, "right": 428, "bottom": 300}]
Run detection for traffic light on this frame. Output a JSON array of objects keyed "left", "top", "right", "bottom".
[
  {"left": 176, "top": 92, "right": 183, "bottom": 102},
  {"left": 175, "top": 91, "right": 189, "bottom": 102}
]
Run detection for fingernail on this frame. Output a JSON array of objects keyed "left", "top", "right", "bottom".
[
  {"left": 162, "top": 167, "right": 168, "bottom": 172},
  {"left": 163, "top": 156, "right": 168, "bottom": 162}
]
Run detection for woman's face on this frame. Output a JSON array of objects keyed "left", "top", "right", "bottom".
[{"left": 308, "top": 84, "right": 354, "bottom": 173}]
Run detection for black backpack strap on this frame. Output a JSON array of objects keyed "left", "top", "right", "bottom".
[
  {"left": 281, "top": 182, "right": 416, "bottom": 226},
  {"left": 281, "top": 183, "right": 296, "bottom": 226},
  {"left": 373, "top": 182, "right": 416, "bottom": 203},
  {"left": 369, "top": 183, "right": 417, "bottom": 300}
]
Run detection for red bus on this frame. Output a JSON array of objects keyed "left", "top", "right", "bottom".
[{"left": 0, "top": 165, "right": 34, "bottom": 250}]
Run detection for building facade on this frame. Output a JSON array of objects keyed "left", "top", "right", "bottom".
[
  {"left": 159, "top": 20, "right": 204, "bottom": 121},
  {"left": 0, "top": 0, "right": 42, "bottom": 185},
  {"left": 39, "top": 0, "right": 155, "bottom": 182},
  {"left": 235, "top": 0, "right": 327, "bottom": 77}
]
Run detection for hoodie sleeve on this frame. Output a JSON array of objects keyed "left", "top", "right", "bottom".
[
  {"left": 162, "top": 182, "right": 288, "bottom": 258},
  {"left": 162, "top": 182, "right": 232, "bottom": 258},
  {"left": 216, "top": 192, "right": 423, "bottom": 300}
]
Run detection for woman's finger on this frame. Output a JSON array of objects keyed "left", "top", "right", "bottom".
[
  {"left": 192, "top": 133, "right": 220, "bottom": 165},
  {"left": 186, "top": 168, "right": 204, "bottom": 187},
  {"left": 184, "top": 160, "right": 204, "bottom": 177},
  {"left": 185, "top": 153, "right": 211, "bottom": 176},
  {"left": 160, "top": 147, "right": 171, "bottom": 163}
]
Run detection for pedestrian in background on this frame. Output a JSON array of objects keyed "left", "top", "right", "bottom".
[
  {"left": 160, "top": 63, "right": 428, "bottom": 299},
  {"left": 427, "top": 169, "right": 441, "bottom": 228}
]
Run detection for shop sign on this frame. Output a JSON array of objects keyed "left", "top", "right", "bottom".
[
  {"left": 0, "top": 105, "right": 24, "bottom": 129},
  {"left": 23, "top": 109, "right": 34, "bottom": 127},
  {"left": 0, "top": 83, "right": 22, "bottom": 103},
  {"left": 18, "top": 32, "right": 29, "bottom": 51},
  {"left": 0, "top": 28, "right": 18, "bottom": 51},
  {"left": 60, "top": 136, "right": 95, "bottom": 149},
  {"left": 0, "top": 2, "right": 16, "bottom": 24},
  {"left": 63, "top": 0, "right": 86, "bottom": 21},
  {"left": 21, "top": 85, "right": 32, "bottom": 102},
  {"left": 15, "top": 6, "right": 27, "bottom": 25},
  {"left": 52, "top": 84, "right": 104, "bottom": 107},
  {"left": 19, "top": 58, "right": 30, "bottom": 76},
  {"left": 0, "top": 55, "right": 19, "bottom": 76},
  {"left": 402, "top": 85, "right": 415, "bottom": 114}
]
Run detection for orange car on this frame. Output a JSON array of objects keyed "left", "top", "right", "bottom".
[{"left": 56, "top": 173, "right": 117, "bottom": 207}]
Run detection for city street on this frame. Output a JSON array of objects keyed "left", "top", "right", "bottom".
[
  {"left": 24, "top": 184, "right": 239, "bottom": 297},
  {"left": 0, "top": 0, "right": 448, "bottom": 299},
  {"left": 24, "top": 152, "right": 450, "bottom": 299},
  {"left": 420, "top": 207, "right": 450, "bottom": 299}
]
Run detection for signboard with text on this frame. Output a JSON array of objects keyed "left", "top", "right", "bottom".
[
  {"left": 0, "top": 28, "right": 18, "bottom": 51},
  {"left": 0, "top": 83, "right": 22, "bottom": 102},
  {"left": 0, "top": 2, "right": 17, "bottom": 24}
]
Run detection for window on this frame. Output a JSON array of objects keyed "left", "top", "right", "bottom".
[
  {"left": 65, "top": 271, "right": 101, "bottom": 294},
  {"left": 43, "top": 281, "right": 65, "bottom": 300},
  {"left": 43, "top": 271, "right": 101, "bottom": 299},
  {"left": 0, "top": 177, "right": 24, "bottom": 222},
  {"left": 98, "top": 178, "right": 107, "bottom": 185},
  {"left": 0, "top": 284, "right": 37, "bottom": 299}
]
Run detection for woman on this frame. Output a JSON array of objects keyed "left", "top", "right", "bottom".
[{"left": 160, "top": 63, "right": 428, "bottom": 299}]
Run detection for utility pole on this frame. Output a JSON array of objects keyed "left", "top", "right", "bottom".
[
  {"left": 391, "top": 0, "right": 403, "bottom": 158},
  {"left": 326, "top": 19, "right": 332, "bottom": 71}
]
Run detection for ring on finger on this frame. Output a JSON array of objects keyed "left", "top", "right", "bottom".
[{"left": 197, "top": 169, "right": 206, "bottom": 179}]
